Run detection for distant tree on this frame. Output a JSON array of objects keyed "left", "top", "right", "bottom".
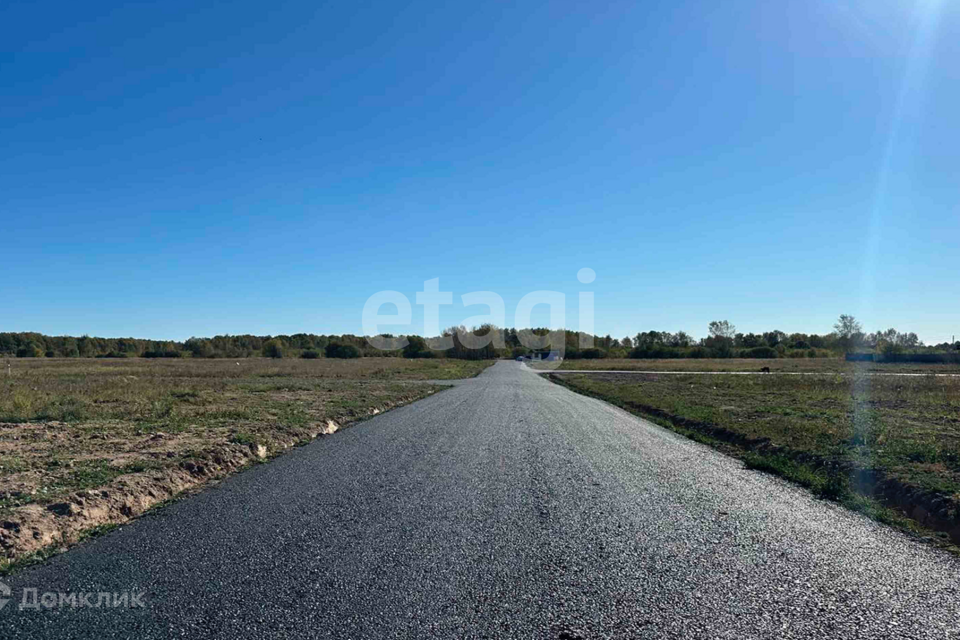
[
  {"left": 540, "top": 331, "right": 556, "bottom": 349},
  {"left": 763, "top": 330, "right": 787, "bottom": 348},
  {"left": 620, "top": 336, "right": 633, "bottom": 350},
  {"left": 61, "top": 336, "right": 79, "bottom": 358},
  {"left": 741, "top": 333, "right": 763, "bottom": 348},
  {"left": 581, "top": 348, "right": 606, "bottom": 359},
  {"left": 326, "top": 342, "right": 360, "bottom": 359},
  {"left": 300, "top": 349, "right": 320, "bottom": 359},
  {"left": 262, "top": 339, "right": 284, "bottom": 358},
  {"left": 742, "top": 346, "right": 778, "bottom": 359},
  {"left": 339, "top": 344, "right": 361, "bottom": 359},
  {"left": 445, "top": 324, "right": 499, "bottom": 360},
  {"left": 185, "top": 337, "right": 214, "bottom": 358},
  {"left": 899, "top": 332, "right": 921, "bottom": 348},
  {"left": 834, "top": 314, "right": 863, "bottom": 338},
  {"left": 879, "top": 340, "right": 903, "bottom": 356},
  {"left": 634, "top": 331, "right": 669, "bottom": 349},
  {"left": 834, "top": 314, "right": 864, "bottom": 353},
  {"left": 700, "top": 322, "right": 735, "bottom": 358},
  {"left": 872, "top": 328, "right": 922, "bottom": 354},
  {"left": 671, "top": 331, "right": 693, "bottom": 348},
  {"left": 76, "top": 335, "right": 95, "bottom": 358},
  {"left": 16, "top": 343, "right": 43, "bottom": 358},
  {"left": 402, "top": 335, "right": 429, "bottom": 359},
  {"left": 708, "top": 320, "right": 737, "bottom": 340}
]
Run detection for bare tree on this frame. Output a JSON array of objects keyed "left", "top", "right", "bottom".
[
  {"left": 708, "top": 320, "right": 737, "bottom": 340},
  {"left": 834, "top": 314, "right": 864, "bottom": 354},
  {"left": 834, "top": 314, "right": 863, "bottom": 338}
]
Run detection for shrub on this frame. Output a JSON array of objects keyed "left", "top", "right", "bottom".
[
  {"left": 143, "top": 350, "right": 182, "bottom": 358},
  {"left": 16, "top": 344, "right": 43, "bottom": 358},
  {"left": 715, "top": 343, "right": 734, "bottom": 358},
  {"left": 630, "top": 346, "right": 681, "bottom": 359},
  {"left": 581, "top": 348, "right": 607, "bottom": 359},
  {"left": 183, "top": 338, "right": 214, "bottom": 358},
  {"left": 325, "top": 343, "right": 361, "bottom": 359},
  {"left": 880, "top": 341, "right": 904, "bottom": 356},
  {"left": 301, "top": 349, "right": 320, "bottom": 359},
  {"left": 742, "top": 346, "right": 778, "bottom": 359},
  {"left": 402, "top": 336, "right": 428, "bottom": 359},
  {"left": 262, "top": 339, "right": 284, "bottom": 359}
]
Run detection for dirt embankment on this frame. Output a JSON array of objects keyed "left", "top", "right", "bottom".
[{"left": 1, "top": 404, "right": 394, "bottom": 568}]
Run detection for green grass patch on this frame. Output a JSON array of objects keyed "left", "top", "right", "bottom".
[{"left": 229, "top": 432, "right": 258, "bottom": 447}]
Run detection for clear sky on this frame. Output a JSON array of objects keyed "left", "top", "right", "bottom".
[{"left": 3, "top": 1, "right": 958, "bottom": 343}]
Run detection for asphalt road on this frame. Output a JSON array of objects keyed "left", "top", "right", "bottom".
[{"left": 2, "top": 361, "right": 959, "bottom": 639}]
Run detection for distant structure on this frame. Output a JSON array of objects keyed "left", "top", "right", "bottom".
[{"left": 530, "top": 349, "right": 563, "bottom": 362}]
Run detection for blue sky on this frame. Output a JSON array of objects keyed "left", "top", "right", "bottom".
[{"left": 2, "top": 0, "right": 958, "bottom": 343}]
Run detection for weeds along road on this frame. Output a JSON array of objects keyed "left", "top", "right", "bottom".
[{"left": 1, "top": 361, "right": 958, "bottom": 639}]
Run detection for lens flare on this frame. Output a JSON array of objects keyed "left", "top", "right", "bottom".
[{"left": 856, "top": 0, "right": 944, "bottom": 493}]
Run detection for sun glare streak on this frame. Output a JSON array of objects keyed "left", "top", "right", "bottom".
[
  {"left": 859, "top": 0, "right": 944, "bottom": 321},
  {"left": 855, "top": 0, "right": 944, "bottom": 495}
]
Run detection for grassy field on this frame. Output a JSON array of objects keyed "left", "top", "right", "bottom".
[
  {"left": 549, "top": 366, "right": 960, "bottom": 546},
  {"left": 546, "top": 357, "right": 960, "bottom": 374},
  {"left": 0, "top": 357, "right": 492, "bottom": 569}
]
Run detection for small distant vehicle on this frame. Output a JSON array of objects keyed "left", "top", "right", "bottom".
[{"left": 516, "top": 356, "right": 524, "bottom": 361}]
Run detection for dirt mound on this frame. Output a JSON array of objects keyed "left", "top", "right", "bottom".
[
  {"left": 0, "top": 442, "right": 257, "bottom": 561},
  {"left": 0, "top": 410, "right": 403, "bottom": 565}
]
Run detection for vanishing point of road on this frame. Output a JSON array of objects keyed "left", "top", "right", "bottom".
[{"left": 1, "top": 362, "right": 958, "bottom": 639}]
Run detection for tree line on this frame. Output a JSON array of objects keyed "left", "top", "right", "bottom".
[{"left": 2, "top": 316, "right": 957, "bottom": 360}]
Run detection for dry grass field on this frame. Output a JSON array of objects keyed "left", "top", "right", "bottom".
[{"left": 0, "top": 357, "right": 492, "bottom": 569}]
